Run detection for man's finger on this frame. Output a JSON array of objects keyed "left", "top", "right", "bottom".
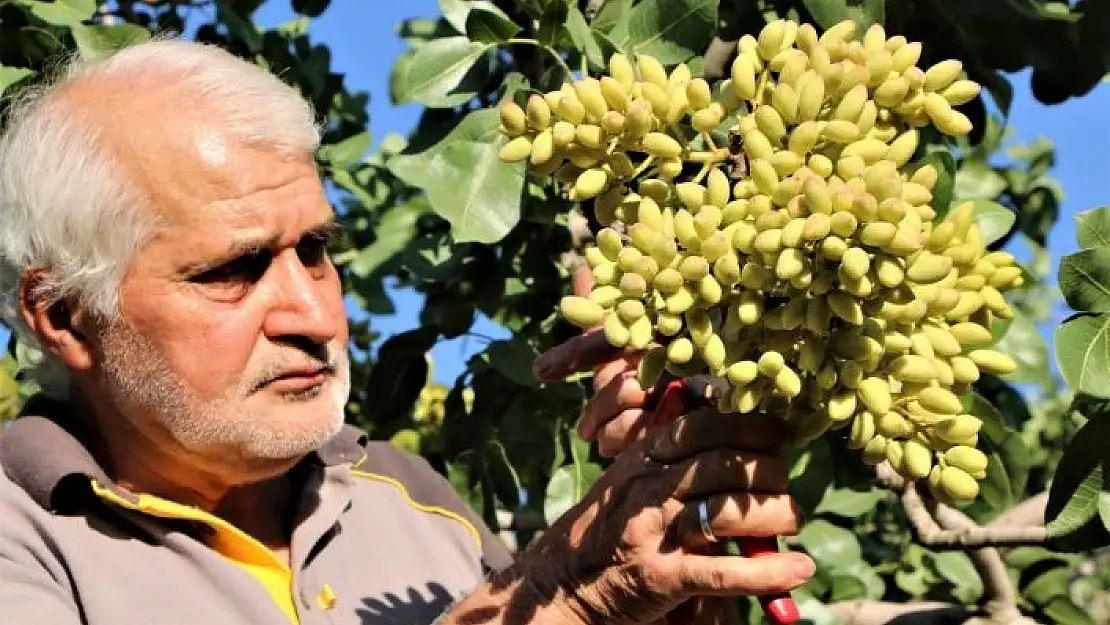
[
  {"left": 669, "top": 492, "right": 802, "bottom": 551},
  {"left": 572, "top": 261, "right": 595, "bottom": 297},
  {"left": 676, "top": 551, "right": 815, "bottom": 597},
  {"left": 581, "top": 371, "right": 647, "bottom": 440},
  {"left": 594, "top": 351, "right": 643, "bottom": 390},
  {"left": 595, "top": 409, "right": 649, "bottom": 456},
  {"left": 648, "top": 408, "right": 791, "bottom": 464},
  {"left": 532, "top": 328, "right": 624, "bottom": 382},
  {"left": 663, "top": 448, "right": 791, "bottom": 500}
]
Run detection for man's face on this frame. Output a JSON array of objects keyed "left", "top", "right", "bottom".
[{"left": 90, "top": 127, "right": 351, "bottom": 472}]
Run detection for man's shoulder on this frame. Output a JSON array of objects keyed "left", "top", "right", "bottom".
[
  {"left": 341, "top": 437, "right": 516, "bottom": 572},
  {"left": 346, "top": 439, "right": 469, "bottom": 524}
]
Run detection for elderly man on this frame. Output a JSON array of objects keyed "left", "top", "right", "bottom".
[{"left": 0, "top": 39, "right": 813, "bottom": 625}]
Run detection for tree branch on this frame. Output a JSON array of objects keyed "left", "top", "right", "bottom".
[
  {"left": 702, "top": 37, "right": 736, "bottom": 81},
  {"left": 988, "top": 491, "right": 1049, "bottom": 529},
  {"left": 874, "top": 463, "right": 1033, "bottom": 624},
  {"left": 876, "top": 463, "right": 1048, "bottom": 548},
  {"left": 826, "top": 600, "right": 971, "bottom": 625}
]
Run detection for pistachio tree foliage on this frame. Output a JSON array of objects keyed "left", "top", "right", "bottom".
[{"left": 2, "top": 0, "right": 1110, "bottom": 623}]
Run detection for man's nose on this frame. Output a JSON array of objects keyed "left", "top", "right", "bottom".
[{"left": 261, "top": 250, "right": 341, "bottom": 346}]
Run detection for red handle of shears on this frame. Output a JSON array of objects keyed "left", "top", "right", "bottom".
[{"left": 645, "top": 376, "right": 801, "bottom": 625}]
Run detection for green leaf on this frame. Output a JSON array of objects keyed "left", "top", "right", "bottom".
[
  {"left": 348, "top": 201, "right": 428, "bottom": 278},
  {"left": 465, "top": 6, "right": 521, "bottom": 44},
  {"left": 0, "top": 363, "right": 20, "bottom": 420},
  {"left": 828, "top": 574, "right": 868, "bottom": 602},
  {"left": 621, "top": 0, "right": 717, "bottom": 66},
  {"left": 16, "top": 0, "right": 95, "bottom": 26},
  {"left": 566, "top": 7, "right": 604, "bottom": 70},
  {"left": 1059, "top": 248, "right": 1110, "bottom": 313},
  {"left": 895, "top": 566, "right": 929, "bottom": 597},
  {"left": 1023, "top": 567, "right": 1071, "bottom": 606},
  {"left": 1046, "top": 416, "right": 1110, "bottom": 539},
  {"left": 1055, "top": 313, "right": 1110, "bottom": 400},
  {"left": 391, "top": 36, "right": 493, "bottom": 108},
  {"left": 544, "top": 460, "right": 601, "bottom": 525},
  {"left": 439, "top": 0, "right": 510, "bottom": 34},
  {"left": 536, "top": 1, "right": 569, "bottom": 48},
  {"left": 954, "top": 161, "right": 1008, "bottom": 201},
  {"left": 970, "top": 199, "right": 1016, "bottom": 246},
  {"left": 1097, "top": 489, "right": 1110, "bottom": 533},
  {"left": 362, "top": 327, "right": 441, "bottom": 424},
  {"left": 388, "top": 108, "right": 526, "bottom": 244},
  {"left": 1005, "top": 546, "right": 1075, "bottom": 570},
  {"left": 0, "top": 66, "right": 33, "bottom": 97},
  {"left": 992, "top": 308, "right": 1049, "bottom": 384},
  {"left": 70, "top": 24, "right": 150, "bottom": 60},
  {"left": 292, "top": 0, "right": 330, "bottom": 17},
  {"left": 1044, "top": 597, "right": 1097, "bottom": 625},
  {"left": 980, "top": 70, "right": 1014, "bottom": 119},
  {"left": 788, "top": 441, "right": 836, "bottom": 513},
  {"left": 483, "top": 337, "right": 540, "bottom": 387},
  {"left": 216, "top": 0, "right": 263, "bottom": 52},
  {"left": 1075, "top": 206, "right": 1110, "bottom": 249},
  {"left": 977, "top": 447, "right": 1014, "bottom": 512},
  {"left": 318, "top": 131, "right": 372, "bottom": 167},
  {"left": 499, "top": 393, "right": 562, "bottom": 477},
  {"left": 814, "top": 486, "right": 884, "bottom": 518},
  {"left": 593, "top": 0, "right": 633, "bottom": 34},
  {"left": 964, "top": 391, "right": 1011, "bottom": 444},
  {"left": 802, "top": 0, "right": 886, "bottom": 30},
  {"left": 919, "top": 151, "right": 956, "bottom": 219},
  {"left": 927, "top": 551, "right": 983, "bottom": 603},
  {"left": 484, "top": 438, "right": 521, "bottom": 508},
  {"left": 795, "top": 519, "right": 862, "bottom": 571},
  {"left": 398, "top": 18, "right": 457, "bottom": 46}
]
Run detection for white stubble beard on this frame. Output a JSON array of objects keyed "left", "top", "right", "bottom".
[{"left": 95, "top": 322, "right": 352, "bottom": 466}]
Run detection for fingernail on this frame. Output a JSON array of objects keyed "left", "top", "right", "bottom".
[{"left": 793, "top": 555, "right": 816, "bottom": 579}]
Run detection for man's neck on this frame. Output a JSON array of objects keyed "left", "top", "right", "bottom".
[{"left": 72, "top": 393, "right": 299, "bottom": 559}]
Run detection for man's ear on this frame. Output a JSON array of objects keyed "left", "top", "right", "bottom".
[{"left": 18, "top": 269, "right": 96, "bottom": 372}]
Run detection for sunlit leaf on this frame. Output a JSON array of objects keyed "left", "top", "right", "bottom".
[
  {"left": 388, "top": 109, "right": 525, "bottom": 244},
  {"left": 1075, "top": 206, "right": 1110, "bottom": 249},
  {"left": 544, "top": 459, "right": 601, "bottom": 525},
  {"left": 391, "top": 36, "right": 493, "bottom": 108},
  {"left": 1059, "top": 248, "right": 1110, "bottom": 313},
  {"left": 1055, "top": 312, "right": 1110, "bottom": 400},
  {"left": 802, "top": 0, "right": 885, "bottom": 29},
  {"left": 620, "top": 0, "right": 717, "bottom": 65},
  {"left": 970, "top": 198, "right": 1016, "bottom": 246},
  {"left": 1046, "top": 416, "right": 1110, "bottom": 540}
]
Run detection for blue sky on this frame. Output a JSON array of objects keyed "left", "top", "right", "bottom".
[{"left": 3, "top": 2, "right": 1108, "bottom": 388}]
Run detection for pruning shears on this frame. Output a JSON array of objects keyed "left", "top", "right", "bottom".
[{"left": 643, "top": 372, "right": 801, "bottom": 625}]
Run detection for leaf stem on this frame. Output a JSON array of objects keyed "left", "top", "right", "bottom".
[
  {"left": 507, "top": 37, "right": 574, "bottom": 81},
  {"left": 691, "top": 159, "right": 714, "bottom": 184},
  {"left": 631, "top": 155, "right": 656, "bottom": 178},
  {"left": 686, "top": 149, "right": 730, "bottom": 163},
  {"left": 756, "top": 68, "right": 771, "bottom": 105},
  {"left": 701, "top": 132, "right": 719, "bottom": 152}
]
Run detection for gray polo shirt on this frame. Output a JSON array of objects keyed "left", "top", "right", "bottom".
[{"left": 0, "top": 397, "right": 514, "bottom": 625}]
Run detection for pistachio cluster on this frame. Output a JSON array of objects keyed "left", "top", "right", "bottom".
[{"left": 500, "top": 19, "right": 1020, "bottom": 506}]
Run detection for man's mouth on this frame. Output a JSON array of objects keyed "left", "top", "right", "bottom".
[{"left": 258, "top": 365, "right": 334, "bottom": 392}]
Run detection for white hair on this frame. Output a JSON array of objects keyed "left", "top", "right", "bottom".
[{"left": 0, "top": 37, "right": 323, "bottom": 398}]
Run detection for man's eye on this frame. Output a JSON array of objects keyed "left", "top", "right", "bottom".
[
  {"left": 297, "top": 235, "right": 332, "bottom": 267},
  {"left": 193, "top": 254, "right": 270, "bottom": 286}
]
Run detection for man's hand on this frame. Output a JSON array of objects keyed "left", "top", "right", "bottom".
[
  {"left": 532, "top": 263, "right": 653, "bottom": 458},
  {"left": 491, "top": 406, "right": 814, "bottom": 625}
]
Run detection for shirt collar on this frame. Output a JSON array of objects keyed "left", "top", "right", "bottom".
[{"left": 0, "top": 394, "right": 369, "bottom": 513}]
